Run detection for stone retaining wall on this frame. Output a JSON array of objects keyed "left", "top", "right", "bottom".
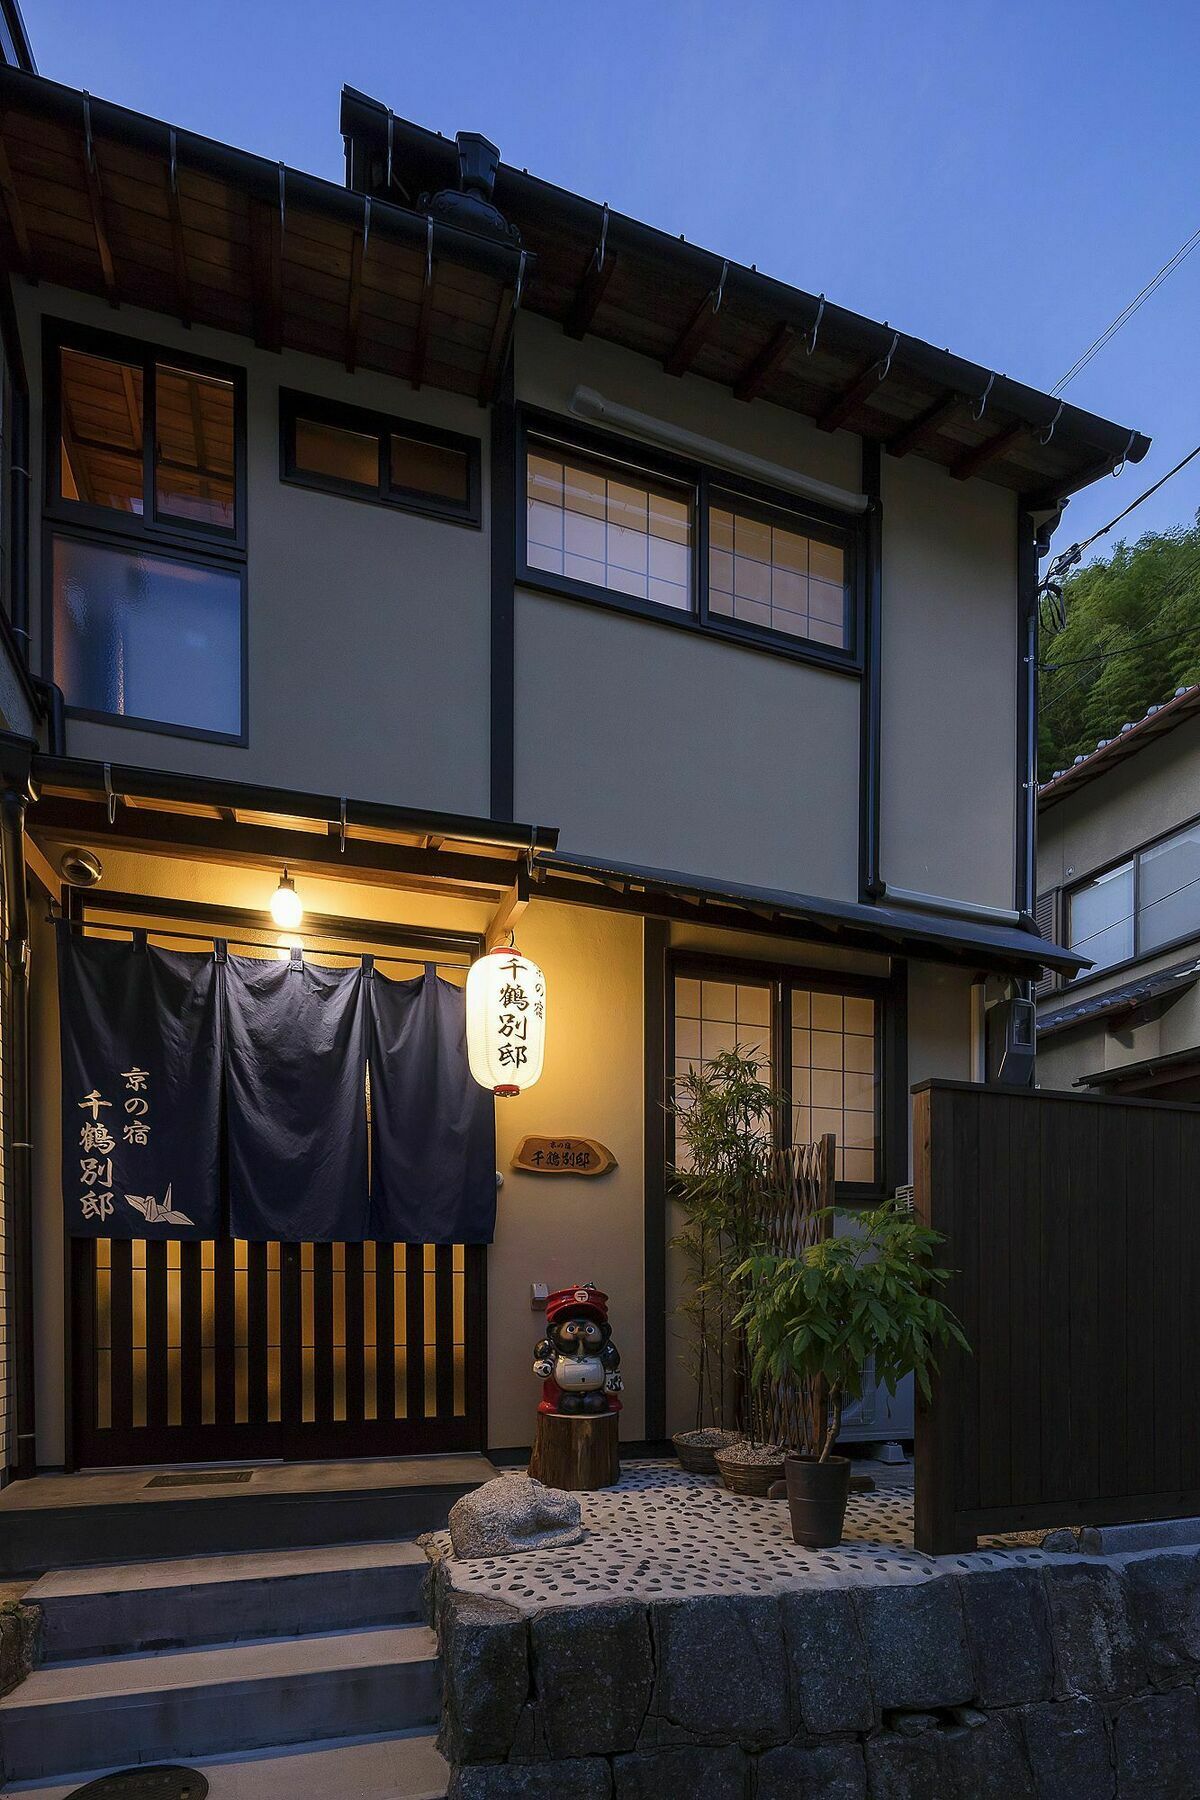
[
  {"left": 430, "top": 1551, "right": 1200, "bottom": 1797},
  {"left": 0, "top": 1604, "right": 39, "bottom": 1699}
]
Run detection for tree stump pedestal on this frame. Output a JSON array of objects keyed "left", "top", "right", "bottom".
[{"left": 529, "top": 1410, "right": 620, "bottom": 1490}]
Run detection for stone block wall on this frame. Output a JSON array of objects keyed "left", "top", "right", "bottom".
[
  {"left": 430, "top": 1550, "right": 1200, "bottom": 1798},
  {"left": 0, "top": 1604, "right": 39, "bottom": 1699}
]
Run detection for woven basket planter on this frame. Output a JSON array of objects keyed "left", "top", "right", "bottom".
[
  {"left": 714, "top": 1447, "right": 787, "bottom": 1496},
  {"left": 672, "top": 1430, "right": 743, "bottom": 1476}
]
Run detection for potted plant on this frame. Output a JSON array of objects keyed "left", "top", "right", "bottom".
[
  {"left": 737, "top": 1199, "right": 968, "bottom": 1545},
  {"left": 668, "top": 1047, "right": 787, "bottom": 1483}
]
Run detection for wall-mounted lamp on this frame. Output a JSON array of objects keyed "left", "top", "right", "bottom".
[
  {"left": 466, "top": 946, "right": 547, "bottom": 1096},
  {"left": 269, "top": 870, "right": 303, "bottom": 931}
]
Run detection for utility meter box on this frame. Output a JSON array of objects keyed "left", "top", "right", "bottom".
[{"left": 986, "top": 995, "right": 1036, "bottom": 1087}]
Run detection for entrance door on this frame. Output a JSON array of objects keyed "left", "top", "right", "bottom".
[{"left": 70, "top": 1236, "right": 485, "bottom": 1467}]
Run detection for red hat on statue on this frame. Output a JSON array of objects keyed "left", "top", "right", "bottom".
[{"left": 546, "top": 1283, "right": 609, "bottom": 1326}]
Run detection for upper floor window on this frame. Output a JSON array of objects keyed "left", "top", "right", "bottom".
[
  {"left": 520, "top": 417, "right": 858, "bottom": 667},
  {"left": 280, "top": 390, "right": 481, "bottom": 526},
  {"left": 1066, "top": 818, "right": 1200, "bottom": 976},
  {"left": 46, "top": 322, "right": 246, "bottom": 744}
]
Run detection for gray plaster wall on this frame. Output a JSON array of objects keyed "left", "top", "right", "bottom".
[
  {"left": 15, "top": 281, "right": 493, "bottom": 818},
  {"left": 433, "top": 1549, "right": 1200, "bottom": 1799}
]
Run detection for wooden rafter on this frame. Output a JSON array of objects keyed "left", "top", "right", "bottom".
[
  {"left": 950, "top": 421, "right": 1025, "bottom": 482},
  {"left": 816, "top": 333, "right": 899, "bottom": 434},
  {"left": 663, "top": 260, "right": 729, "bottom": 378},
  {"left": 164, "top": 130, "right": 192, "bottom": 327},
  {"left": 734, "top": 322, "right": 796, "bottom": 402},
  {"left": 886, "top": 389, "right": 962, "bottom": 458},
  {"left": 345, "top": 225, "right": 364, "bottom": 374},
  {"left": 411, "top": 216, "right": 435, "bottom": 390},
  {"left": 0, "top": 124, "right": 32, "bottom": 274},
  {"left": 249, "top": 173, "right": 284, "bottom": 353},
  {"left": 80, "top": 103, "right": 118, "bottom": 307},
  {"left": 485, "top": 866, "right": 529, "bottom": 950},
  {"left": 478, "top": 252, "right": 526, "bottom": 406},
  {"left": 565, "top": 248, "right": 617, "bottom": 340}
]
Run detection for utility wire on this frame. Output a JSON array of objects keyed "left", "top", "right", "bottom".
[
  {"left": 1053, "top": 225, "right": 1200, "bottom": 395},
  {"left": 1039, "top": 446, "right": 1200, "bottom": 629},
  {"left": 1064, "top": 861, "right": 1200, "bottom": 955}
]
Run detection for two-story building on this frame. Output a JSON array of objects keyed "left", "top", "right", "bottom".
[
  {"left": 0, "top": 61, "right": 1149, "bottom": 1486},
  {"left": 1037, "top": 683, "right": 1200, "bottom": 1100}
]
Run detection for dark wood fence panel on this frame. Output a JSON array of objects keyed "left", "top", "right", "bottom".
[{"left": 914, "top": 1079, "right": 1200, "bottom": 1554}]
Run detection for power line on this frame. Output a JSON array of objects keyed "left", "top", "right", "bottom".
[
  {"left": 1053, "top": 224, "right": 1200, "bottom": 395},
  {"left": 1039, "top": 444, "right": 1200, "bottom": 628},
  {"left": 1041, "top": 626, "right": 1200, "bottom": 674},
  {"left": 1066, "top": 859, "right": 1200, "bottom": 955}
]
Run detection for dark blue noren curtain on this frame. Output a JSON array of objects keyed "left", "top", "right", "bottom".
[
  {"left": 224, "top": 951, "right": 370, "bottom": 1242},
  {"left": 57, "top": 924, "right": 222, "bottom": 1240},
  {"left": 367, "top": 965, "right": 497, "bottom": 1244}
]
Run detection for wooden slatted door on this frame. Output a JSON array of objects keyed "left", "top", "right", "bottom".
[{"left": 70, "top": 1237, "right": 486, "bottom": 1467}]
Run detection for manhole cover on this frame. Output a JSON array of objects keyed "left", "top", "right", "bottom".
[
  {"left": 67, "top": 1768, "right": 209, "bottom": 1799},
  {"left": 146, "top": 1470, "right": 251, "bottom": 1488}
]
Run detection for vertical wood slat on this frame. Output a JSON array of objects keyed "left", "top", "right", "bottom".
[
  {"left": 1152, "top": 1109, "right": 1182, "bottom": 1497},
  {"left": 435, "top": 1245, "right": 455, "bottom": 1421},
  {"left": 1066, "top": 1098, "right": 1101, "bottom": 1508},
  {"left": 106, "top": 1239, "right": 133, "bottom": 1433},
  {"left": 406, "top": 1243, "right": 425, "bottom": 1423},
  {"left": 213, "top": 1238, "right": 236, "bottom": 1427},
  {"left": 975, "top": 1091, "right": 1011, "bottom": 1512},
  {"left": 247, "top": 1241, "right": 268, "bottom": 1427},
  {"left": 313, "top": 1242, "right": 334, "bottom": 1424},
  {"left": 344, "top": 1242, "right": 365, "bottom": 1427},
  {"left": 145, "top": 1240, "right": 168, "bottom": 1430},
  {"left": 1181, "top": 1114, "right": 1200, "bottom": 1492},
  {"left": 280, "top": 1244, "right": 302, "bottom": 1428},
  {"left": 375, "top": 1242, "right": 396, "bottom": 1422},
  {"left": 179, "top": 1241, "right": 202, "bottom": 1429},
  {"left": 1009, "top": 1091, "right": 1042, "bottom": 1506}
]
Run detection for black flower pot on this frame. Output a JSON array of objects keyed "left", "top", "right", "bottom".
[{"left": 783, "top": 1453, "right": 852, "bottom": 1547}]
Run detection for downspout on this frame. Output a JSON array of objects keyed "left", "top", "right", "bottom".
[
  {"left": 0, "top": 730, "right": 37, "bottom": 1478},
  {"left": 1015, "top": 503, "right": 1039, "bottom": 921}
]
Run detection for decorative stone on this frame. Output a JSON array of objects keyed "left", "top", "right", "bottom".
[
  {"left": 1042, "top": 1564, "right": 1147, "bottom": 1699},
  {"left": 437, "top": 1592, "right": 530, "bottom": 1765},
  {"left": 448, "top": 1756, "right": 612, "bottom": 1799},
  {"left": 530, "top": 1602, "right": 653, "bottom": 1758},
  {"left": 649, "top": 1594, "right": 789, "bottom": 1747},
  {"left": 853, "top": 1579, "right": 973, "bottom": 1712},
  {"left": 780, "top": 1588, "right": 875, "bottom": 1734},
  {"left": 1113, "top": 1688, "right": 1200, "bottom": 1799},
  {"left": 756, "top": 1741, "right": 866, "bottom": 1800},
  {"left": 958, "top": 1568, "right": 1055, "bottom": 1707},
  {"left": 941, "top": 1715, "right": 1035, "bottom": 1799},
  {"left": 0, "top": 1605, "right": 39, "bottom": 1699},
  {"left": 447, "top": 1475, "right": 584, "bottom": 1558},
  {"left": 864, "top": 1729, "right": 944, "bottom": 1800},
  {"left": 1121, "top": 1551, "right": 1200, "bottom": 1682},
  {"left": 1041, "top": 1527, "right": 1080, "bottom": 1553},
  {"left": 890, "top": 1710, "right": 942, "bottom": 1736},
  {"left": 613, "top": 1744, "right": 746, "bottom": 1798},
  {"left": 1020, "top": 1698, "right": 1115, "bottom": 1800}
]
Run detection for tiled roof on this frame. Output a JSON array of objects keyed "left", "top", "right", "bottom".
[
  {"left": 1038, "top": 956, "right": 1200, "bottom": 1037},
  {"left": 1039, "top": 684, "right": 1200, "bottom": 810}
]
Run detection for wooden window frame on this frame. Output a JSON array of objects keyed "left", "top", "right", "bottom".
[
  {"left": 279, "top": 389, "right": 482, "bottom": 528},
  {"left": 1064, "top": 810, "right": 1200, "bottom": 990},
  {"left": 517, "top": 406, "right": 864, "bottom": 676},
  {"left": 667, "top": 950, "right": 907, "bottom": 1205},
  {"left": 43, "top": 318, "right": 248, "bottom": 745}
]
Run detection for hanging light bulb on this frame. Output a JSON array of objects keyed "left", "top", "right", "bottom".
[
  {"left": 269, "top": 869, "right": 303, "bottom": 930},
  {"left": 466, "top": 945, "right": 547, "bottom": 1095}
]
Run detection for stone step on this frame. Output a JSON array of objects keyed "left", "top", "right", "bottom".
[
  {"left": 28, "top": 1540, "right": 429, "bottom": 1660},
  {"left": 0, "top": 1625, "right": 439, "bottom": 1782},
  {"left": 0, "top": 1728, "right": 448, "bottom": 1798}
]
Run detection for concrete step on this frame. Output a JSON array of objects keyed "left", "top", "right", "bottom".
[
  {"left": 0, "top": 1624, "right": 439, "bottom": 1782},
  {"left": 28, "top": 1540, "right": 429, "bottom": 1660},
  {"left": 0, "top": 1728, "right": 448, "bottom": 1798}
]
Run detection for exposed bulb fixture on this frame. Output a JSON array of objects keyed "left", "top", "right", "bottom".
[{"left": 269, "top": 870, "right": 303, "bottom": 931}]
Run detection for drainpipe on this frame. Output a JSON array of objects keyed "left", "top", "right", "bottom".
[{"left": 0, "top": 730, "right": 36, "bottom": 1479}]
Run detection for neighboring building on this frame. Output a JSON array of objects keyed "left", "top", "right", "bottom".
[
  {"left": 1037, "top": 684, "right": 1200, "bottom": 1100},
  {"left": 0, "top": 60, "right": 1150, "bottom": 1488}
]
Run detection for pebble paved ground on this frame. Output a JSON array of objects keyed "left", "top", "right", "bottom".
[{"left": 425, "top": 1457, "right": 1062, "bottom": 1612}]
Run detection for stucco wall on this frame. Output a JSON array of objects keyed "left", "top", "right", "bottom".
[
  {"left": 879, "top": 452, "right": 1017, "bottom": 910},
  {"left": 16, "top": 281, "right": 493, "bottom": 818}
]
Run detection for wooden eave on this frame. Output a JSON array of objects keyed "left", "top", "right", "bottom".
[
  {"left": 342, "top": 88, "right": 1151, "bottom": 503},
  {"left": 0, "top": 67, "right": 532, "bottom": 405}
]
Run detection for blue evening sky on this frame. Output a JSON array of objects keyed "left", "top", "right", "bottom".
[{"left": 25, "top": 0, "right": 1200, "bottom": 565}]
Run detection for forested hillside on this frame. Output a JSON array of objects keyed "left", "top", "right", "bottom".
[{"left": 1038, "top": 519, "right": 1200, "bottom": 779}]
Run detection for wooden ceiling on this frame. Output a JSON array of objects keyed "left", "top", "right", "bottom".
[{"left": 343, "top": 88, "right": 1153, "bottom": 507}]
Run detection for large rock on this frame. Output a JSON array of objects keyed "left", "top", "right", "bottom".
[
  {"left": 1121, "top": 1551, "right": 1200, "bottom": 1684},
  {"left": 958, "top": 1568, "right": 1055, "bottom": 1706},
  {"left": 756, "top": 1742, "right": 866, "bottom": 1799},
  {"left": 1113, "top": 1688, "right": 1200, "bottom": 1799},
  {"left": 648, "top": 1594, "right": 789, "bottom": 1748},
  {"left": 0, "top": 1606, "right": 38, "bottom": 1699},
  {"left": 449, "top": 1757, "right": 612, "bottom": 1799},
  {"left": 781, "top": 1588, "right": 875, "bottom": 1733},
  {"left": 1042, "top": 1564, "right": 1146, "bottom": 1700},
  {"left": 1020, "top": 1698, "right": 1115, "bottom": 1800},
  {"left": 612, "top": 1745, "right": 746, "bottom": 1798},
  {"left": 941, "top": 1714, "right": 1035, "bottom": 1800},
  {"left": 528, "top": 1603, "right": 653, "bottom": 1758},
  {"left": 437, "top": 1592, "right": 530, "bottom": 1765},
  {"left": 853, "top": 1578, "right": 973, "bottom": 1711},
  {"left": 448, "top": 1475, "right": 584, "bottom": 1558}
]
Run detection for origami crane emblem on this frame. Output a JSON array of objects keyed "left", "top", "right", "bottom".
[{"left": 125, "top": 1185, "right": 193, "bottom": 1227}]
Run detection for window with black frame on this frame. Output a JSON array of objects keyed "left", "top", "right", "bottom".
[
  {"left": 1067, "top": 818, "right": 1200, "bottom": 977},
  {"left": 279, "top": 389, "right": 480, "bottom": 527},
  {"left": 520, "top": 422, "right": 858, "bottom": 665},
  {"left": 47, "top": 325, "right": 246, "bottom": 743}
]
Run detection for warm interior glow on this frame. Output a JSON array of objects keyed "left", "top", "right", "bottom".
[
  {"left": 466, "top": 947, "right": 546, "bottom": 1095},
  {"left": 269, "top": 871, "right": 303, "bottom": 930}
]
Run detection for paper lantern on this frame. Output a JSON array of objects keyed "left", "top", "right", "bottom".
[{"left": 466, "top": 947, "right": 547, "bottom": 1096}]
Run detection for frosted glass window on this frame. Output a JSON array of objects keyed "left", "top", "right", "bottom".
[
  {"left": 53, "top": 535, "right": 242, "bottom": 738},
  {"left": 710, "top": 499, "right": 848, "bottom": 648},
  {"left": 1139, "top": 825, "right": 1200, "bottom": 953},
  {"left": 526, "top": 446, "right": 692, "bottom": 610},
  {"left": 1068, "top": 862, "right": 1134, "bottom": 972}
]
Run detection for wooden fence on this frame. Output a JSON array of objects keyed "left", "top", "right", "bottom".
[
  {"left": 758, "top": 1135, "right": 834, "bottom": 1454},
  {"left": 913, "top": 1079, "right": 1200, "bottom": 1553}
]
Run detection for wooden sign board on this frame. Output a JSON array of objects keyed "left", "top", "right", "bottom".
[{"left": 512, "top": 1136, "right": 616, "bottom": 1176}]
